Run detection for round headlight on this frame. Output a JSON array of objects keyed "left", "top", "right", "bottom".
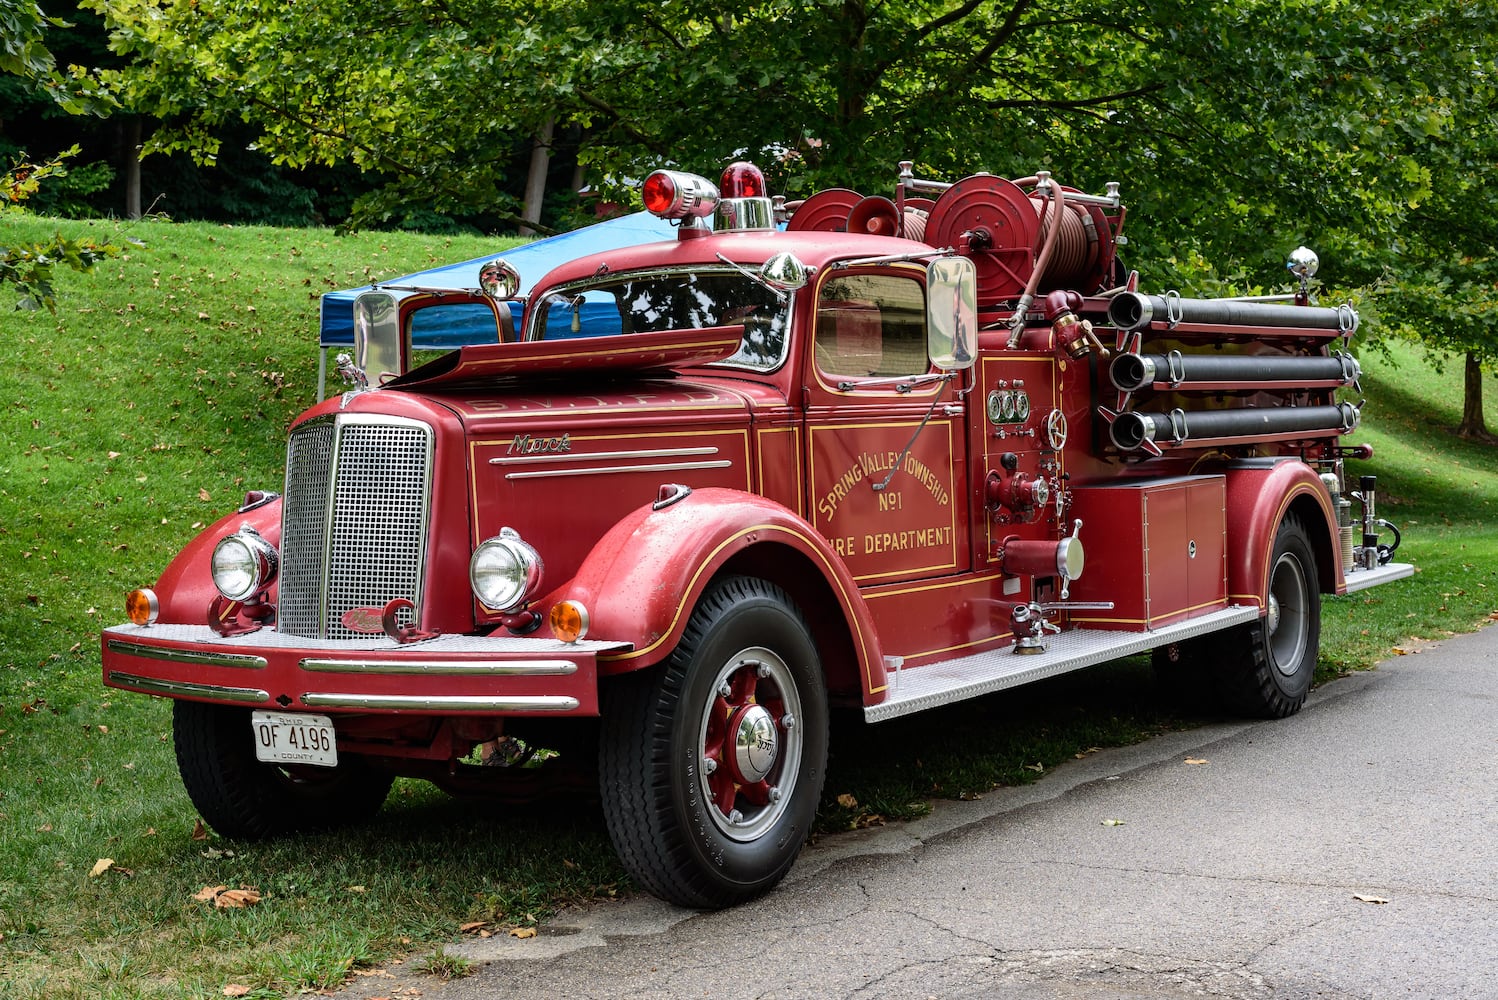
[
  {"left": 210, "top": 527, "right": 279, "bottom": 603},
  {"left": 470, "top": 528, "right": 544, "bottom": 612}
]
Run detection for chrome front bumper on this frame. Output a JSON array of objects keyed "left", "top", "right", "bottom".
[{"left": 102, "top": 624, "right": 631, "bottom": 715}]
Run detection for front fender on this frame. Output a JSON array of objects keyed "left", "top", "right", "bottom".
[
  {"left": 149, "top": 499, "right": 283, "bottom": 626},
  {"left": 552, "top": 487, "right": 889, "bottom": 700},
  {"left": 1223, "top": 460, "right": 1338, "bottom": 607}
]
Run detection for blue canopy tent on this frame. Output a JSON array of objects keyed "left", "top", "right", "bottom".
[{"left": 315, "top": 211, "right": 679, "bottom": 394}]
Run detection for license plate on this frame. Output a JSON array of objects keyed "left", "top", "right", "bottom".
[{"left": 251, "top": 711, "right": 338, "bottom": 767}]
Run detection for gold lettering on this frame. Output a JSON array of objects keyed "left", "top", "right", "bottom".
[{"left": 862, "top": 525, "right": 953, "bottom": 555}]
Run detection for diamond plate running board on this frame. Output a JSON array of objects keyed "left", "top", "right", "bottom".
[
  {"left": 1340, "top": 561, "right": 1414, "bottom": 594},
  {"left": 864, "top": 605, "right": 1261, "bottom": 723}
]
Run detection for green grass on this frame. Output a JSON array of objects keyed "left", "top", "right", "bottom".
[
  {"left": 1318, "top": 338, "right": 1498, "bottom": 670},
  {"left": 2, "top": 215, "right": 1495, "bottom": 998},
  {"left": 413, "top": 946, "right": 475, "bottom": 982}
]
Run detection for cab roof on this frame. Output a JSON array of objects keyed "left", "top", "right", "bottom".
[{"left": 533, "top": 228, "right": 935, "bottom": 293}]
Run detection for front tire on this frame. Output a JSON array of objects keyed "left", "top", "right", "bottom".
[
  {"left": 598, "top": 576, "right": 829, "bottom": 908},
  {"left": 1217, "top": 514, "right": 1322, "bottom": 718},
  {"left": 173, "top": 701, "right": 393, "bottom": 839}
]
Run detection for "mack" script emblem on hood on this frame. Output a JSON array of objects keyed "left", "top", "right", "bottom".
[{"left": 508, "top": 432, "right": 571, "bottom": 455}]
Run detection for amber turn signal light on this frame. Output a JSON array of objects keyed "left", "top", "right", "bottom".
[
  {"left": 126, "top": 588, "right": 160, "bottom": 626},
  {"left": 548, "top": 600, "right": 589, "bottom": 643}
]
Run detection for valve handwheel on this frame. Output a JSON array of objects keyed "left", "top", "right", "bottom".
[{"left": 1045, "top": 408, "right": 1068, "bottom": 450}]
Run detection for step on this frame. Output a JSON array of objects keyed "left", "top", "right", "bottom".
[{"left": 865, "top": 604, "right": 1261, "bottom": 723}]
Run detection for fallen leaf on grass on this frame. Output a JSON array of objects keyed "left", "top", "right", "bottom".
[
  {"left": 89, "top": 858, "right": 116, "bottom": 877},
  {"left": 215, "top": 889, "right": 261, "bottom": 909},
  {"left": 836, "top": 793, "right": 858, "bottom": 809},
  {"left": 509, "top": 927, "right": 537, "bottom": 939},
  {"left": 459, "top": 921, "right": 488, "bottom": 934},
  {"left": 1024, "top": 762, "right": 1044, "bottom": 773},
  {"left": 223, "top": 985, "right": 252, "bottom": 997},
  {"left": 1353, "top": 894, "right": 1390, "bottom": 904},
  {"left": 194, "top": 885, "right": 261, "bottom": 908},
  {"left": 191, "top": 819, "right": 209, "bottom": 840}
]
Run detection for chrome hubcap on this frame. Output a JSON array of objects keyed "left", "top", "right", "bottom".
[{"left": 732, "top": 704, "right": 779, "bottom": 783}]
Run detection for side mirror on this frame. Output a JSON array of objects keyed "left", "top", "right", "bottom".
[
  {"left": 927, "top": 256, "right": 977, "bottom": 370},
  {"left": 353, "top": 291, "right": 407, "bottom": 384}
]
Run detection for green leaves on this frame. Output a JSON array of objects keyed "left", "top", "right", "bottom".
[
  {"left": 46, "top": 0, "right": 1496, "bottom": 383},
  {"left": 2, "top": 148, "right": 122, "bottom": 312}
]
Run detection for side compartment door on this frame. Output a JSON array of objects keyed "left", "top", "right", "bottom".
[{"left": 802, "top": 266, "right": 971, "bottom": 584}]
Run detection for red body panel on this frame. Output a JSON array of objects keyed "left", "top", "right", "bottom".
[{"left": 1066, "top": 477, "right": 1228, "bottom": 628}]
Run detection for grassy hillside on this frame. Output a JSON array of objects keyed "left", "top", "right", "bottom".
[{"left": 1, "top": 215, "right": 1494, "bottom": 999}]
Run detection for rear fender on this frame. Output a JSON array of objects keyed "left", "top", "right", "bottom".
[
  {"left": 1223, "top": 461, "right": 1339, "bottom": 607},
  {"left": 551, "top": 487, "right": 888, "bottom": 703}
]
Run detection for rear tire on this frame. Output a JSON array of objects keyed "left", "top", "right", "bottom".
[
  {"left": 173, "top": 701, "right": 393, "bottom": 839},
  {"left": 598, "top": 576, "right": 828, "bottom": 908},
  {"left": 1216, "top": 514, "right": 1321, "bottom": 718}
]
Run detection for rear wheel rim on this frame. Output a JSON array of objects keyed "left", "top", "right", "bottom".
[{"left": 1267, "top": 551, "right": 1309, "bottom": 677}]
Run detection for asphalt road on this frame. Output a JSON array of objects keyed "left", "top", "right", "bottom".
[{"left": 343, "top": 625, "right": 1498, "bottom": 999}]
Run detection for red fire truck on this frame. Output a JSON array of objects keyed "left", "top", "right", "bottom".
[{"left": 102, "top": 159, "right": 1410, "bottom": 908}]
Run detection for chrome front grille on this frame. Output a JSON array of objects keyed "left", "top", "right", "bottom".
[{"left": 278, "top": 414, "right": 433, "bottom": 639}]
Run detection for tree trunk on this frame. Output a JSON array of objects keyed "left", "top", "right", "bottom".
[
  {"left": 519, "top": 119, "right": 555, "bottom": 237},
  {"left": 1457, "top": 350, "right": 1493, "bottom": 440},
  {"left": 125, "top": 117, "right": 142, "bottom": 220}
]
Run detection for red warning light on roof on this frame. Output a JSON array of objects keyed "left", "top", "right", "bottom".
[
  {"left": 720, "top": 161, "right": 766, "bottom": 200},
  {"left": 641, "top": 170, "right": 719, "bottom": 220}
]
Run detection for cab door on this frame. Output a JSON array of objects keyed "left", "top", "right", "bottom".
[{"left": 801, "top": 265, "right": 971, "bottom": 585}]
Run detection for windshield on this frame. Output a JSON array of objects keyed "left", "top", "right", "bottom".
[{"left": 528, "top": 267, "right": 791, "bottom": 372}]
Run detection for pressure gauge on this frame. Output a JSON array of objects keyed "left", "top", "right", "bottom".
[{"left": 1013, "top": 391, "right": 1032, "bottom": 422}]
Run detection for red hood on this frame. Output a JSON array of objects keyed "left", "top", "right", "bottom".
[{"left": 387, "top": 324, "right": 744, "bottom": 392}]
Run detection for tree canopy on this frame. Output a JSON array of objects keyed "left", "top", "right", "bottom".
[
  {"left": 75, "top": 0, "right": 1487, "bottom": 272},
  {"left": 9, "top": 0, "right": 1498, "bottom": 427}
]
